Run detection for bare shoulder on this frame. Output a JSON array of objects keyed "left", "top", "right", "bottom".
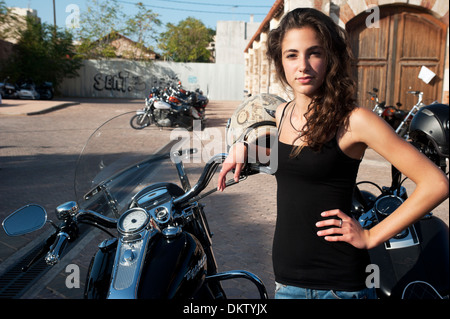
[
  {"left": 347, "top": 106, "right": 379, "bottom": 126},
  {"left": 347, "top": 106, "right": 392, "bottom": 139}
]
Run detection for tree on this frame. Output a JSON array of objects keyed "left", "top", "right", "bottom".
[
  {"left": 74, "top": 0, "right": 161, "bottom": 60},
  {"left": 0, "top": 16, "right": 82, "bottom": 92},
  {"left": 124, "top": 2, "right": 161, "bottom": 58},
  {"left": 74, "top": 0, "right": 125, "bottom": 59},
  {"left": 158, "top": 17, "right": 214, "bottom": 62}
]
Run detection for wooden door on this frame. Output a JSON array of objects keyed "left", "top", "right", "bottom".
[{"left": 347, "top": 6, "right": 447, "bottom": 110}]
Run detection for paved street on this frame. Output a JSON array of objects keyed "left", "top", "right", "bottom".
[{"left": 0, "top": 98, "right": 448, "bottom": 299}]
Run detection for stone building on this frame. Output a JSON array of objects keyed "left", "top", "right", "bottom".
[
  {"left": 244, "top": 0, "right": 449, "bottom": 108},
  {"left": 0, "top": 7, "right": 39, "bottom": 44}
]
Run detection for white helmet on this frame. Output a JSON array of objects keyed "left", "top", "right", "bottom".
[{"left": 226, "top": 94, "right": 286, "bottom": 150}]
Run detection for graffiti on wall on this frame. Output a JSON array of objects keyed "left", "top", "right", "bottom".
[{"left": 93, "top": 71, "right": 146, "bottom": 93}]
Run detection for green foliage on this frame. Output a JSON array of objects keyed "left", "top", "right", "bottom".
[
  {"left": 158, "top": 17, "right": 214, "bottom": 62},
  {"left": 125, "top": 2, "right": 161, "bottom": 45},
  {"left": 74, "top": 0, "right": 161, "bottom": 60},
  {"left": 0, "top": 16, "right": 82, "bottom": 91}
]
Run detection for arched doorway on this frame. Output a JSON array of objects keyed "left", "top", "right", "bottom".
[{"left": 347, "top": 5, "right": 447, "bottom": 109}]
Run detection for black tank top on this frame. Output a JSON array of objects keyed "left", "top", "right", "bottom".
[{"left": 273, "top": 103, "right": 370, "bottom": 291}]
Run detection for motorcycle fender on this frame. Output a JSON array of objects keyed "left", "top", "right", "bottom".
[
  {"left": 84, "top": 238, "right": 118, "bottom": 299},
  {"left": 154, "top": 100, "right": 171, "bottom": 110},
  {"left": 138, "top": 231, "right": 207, "bottom": 299},
  {"left": 369, "top": 216, "right": 449, "bottom": 298}
]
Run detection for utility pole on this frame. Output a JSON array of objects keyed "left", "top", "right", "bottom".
[{"left": 53, "top": 0, "right": 56, "bottom": 37}]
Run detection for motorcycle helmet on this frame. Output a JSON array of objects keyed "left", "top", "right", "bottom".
[
  {"left": 409, "top": 103, "right": 449, "bottom": 172},
  {"left": 409, "top": 103, "right": 449, "bottom": 159},
  {"left": 226, "top": 93, "right": 286, "bottom": 151}
]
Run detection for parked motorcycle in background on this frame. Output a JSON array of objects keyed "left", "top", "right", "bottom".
[
  {"left": 394, "top": 90, "right": 426, "bottom": 139},
  {"left": 353, "top": 102, "right": 449, "bottom": 299},
  {"left": 368, "top": 88, "right": 386, "bottom": 117},
  {"left": 0, "top": 77, "right": 54, "bottom": 100},
  {"left": 0, "top": 77, "right": 20, "bottom": 99},
  {"left": 20, "top": 79, "right": 54, "bottom": 100},
  {"left": 367, "top": 88, "right": 404, "bottom": 130},
  {"left": 368, "top": 88, "right": 441, "bottom": 140},
  {"left": 130, "top": 77, "right": 207, "bottom": 130}
]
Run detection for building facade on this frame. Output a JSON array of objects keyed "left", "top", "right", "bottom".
[
  {"left": 215, "top": 18, "right": 260, "bottom": 64},
  {"left": 244, "top": 0, "right": 449, "bottom": 108}
]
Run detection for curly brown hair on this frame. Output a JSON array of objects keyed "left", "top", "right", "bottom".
[{"left": 267, "top": 8, "right": 357, "bottom": 156}]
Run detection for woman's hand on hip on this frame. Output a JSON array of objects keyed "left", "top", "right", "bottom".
[{"left": 316, "top": 209, "right": 372, "bottom": 249}]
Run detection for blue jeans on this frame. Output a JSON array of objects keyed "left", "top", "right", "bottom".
[{"left": 275, "top": 282, "right": 377, "bottom": 299}]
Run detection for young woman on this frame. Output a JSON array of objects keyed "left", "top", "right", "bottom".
[{"left": 217, "top": 8, "right": 448, "bottom": 299}]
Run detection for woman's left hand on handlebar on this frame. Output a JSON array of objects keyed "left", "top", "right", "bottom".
[
  {"left": 316, "top": 209, "right": 371, "bottom": 249},
  {"left": 217, "top": 142, "right": 248, "bottom": 192}
]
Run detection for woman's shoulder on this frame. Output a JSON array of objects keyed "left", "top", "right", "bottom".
[
  {"left": 346, "top": 105, "right": 397, "bottom": 143},
  {"left": 276, "top": 102, "right": 290, "bottom": 112},
  {"left": 347, "top": 105, "right": 380, "bottom": 128}
]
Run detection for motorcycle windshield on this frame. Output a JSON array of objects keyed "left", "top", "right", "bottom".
[{"left": 74, "top": 111, "right": 211, "bottom": 218}]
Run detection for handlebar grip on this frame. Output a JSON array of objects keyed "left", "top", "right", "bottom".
[{"left": 45, "top": 232, "right": 70, "bottom": 265}]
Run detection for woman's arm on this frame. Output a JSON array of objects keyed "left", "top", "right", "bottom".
[
  {"left": 217, "top": 103, "right": 286, "bottom": 192},
  {"left": 317, "top": 107, "right": 449, "bottom": 249}
]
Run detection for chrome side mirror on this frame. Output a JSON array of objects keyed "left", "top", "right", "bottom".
[{"left": 2, "top": 204, "right": 47, "bottom": 236}]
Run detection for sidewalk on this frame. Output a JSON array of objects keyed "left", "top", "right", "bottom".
[{"left": 0, "top": 98, "right": 79, "bottom": 116}]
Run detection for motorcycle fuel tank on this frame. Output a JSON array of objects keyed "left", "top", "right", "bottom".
[
  {"left": 369, "top": 216, "right": 449, "bottom": 298},
  {"left": 85, "top": 231, "right": 207, "bottom": 299},
  {"left": 137, "top": 231, "right": 207, "bottom": 299},
  {"left": 154, "top": 100, "right": 171, "bottom": 110}
]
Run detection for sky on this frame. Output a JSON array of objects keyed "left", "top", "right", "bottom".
[{"left": 4, "top": 0, "right": 276, "bottom": 30}]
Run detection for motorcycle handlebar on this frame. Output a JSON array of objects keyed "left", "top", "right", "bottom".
[
  {"left": 76, "top": 210, "right": 117, "bottom": 228},
  {"left": 172, "top": 152, "right": 270, "bottom": 207},
  {"left": 173, "top": 153, "right": 228, "bottom": 206},
  {"left": 45, "top": 231, "right": 70, "bottom": 265},
  {"left": 43, "top": 208, "right": 118, "bottom": 266}
]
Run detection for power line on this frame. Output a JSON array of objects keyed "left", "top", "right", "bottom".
[
  {"left": 152, "top": 0, "right": 272, "bottom": 8},
  {"left": 116, "top": 0, "right": 269, "bottom": 15}
]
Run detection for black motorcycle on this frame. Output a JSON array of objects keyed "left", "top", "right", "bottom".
[
  {"left": 176, "top": 84, "right": 209, "bottom": 119},
  {"left": 2, "top": 111, "right": 267, "bottom": 299},
  {"left": 352, "top": 103, "right": 449, "bottom": 299},
  {"left": 35, "top": 81, "right": 54, "bottom": 100}
]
